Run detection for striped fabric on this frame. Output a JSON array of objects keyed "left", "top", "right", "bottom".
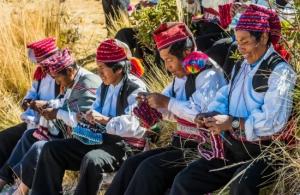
[
  {"left": 40, "top": 49, "right": 75, "bottom": 75},
  {"left": 174, "top": 117, "right": 224, "bottom": 160},
  {"left": 123, "top": 137, "right": 146, "bottom": 149},
  {"left": 235, "top": 4, "right": 281, "bottom": 45}
]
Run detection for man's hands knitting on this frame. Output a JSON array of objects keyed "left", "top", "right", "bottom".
[
  {"left": 85, "top": 110, "right": 110, "bottom": 125},
  {"left": 41, "top": 108, "right": 58, "bottom": 120},
  {"left": 30, "top": 100, "right": 48, "bottom": 113},
  {"left": 194, "top": 112, "right": 234, "bottom": 135},
  {"left": 137, "top": 92, "right": 170, "bottom": 109}
]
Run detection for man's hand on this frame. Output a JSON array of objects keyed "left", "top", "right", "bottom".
[
  {"left": 21, "top": 99, "right": 32, "bottom": 111},
  {"left": 204, "top": 115, "right": 233, "bottom": 135},
  {"left": 30, "top": 100, "right": 48, "bottom": 113},
  {"left": 85, "top": 110, "right": 110, "bottom": 125},
  {"left": 41, "top": 108, "right": 58, "bottom": 120},
  {"left": 76, "top": 112, "right": 84, "bottom": 122},
  {"left": 194, "top": 112, "right": 219, "bottom": 127},
  {"left": 136, "top": 92, "right": 150, "bottom": 105},
  {"left": 146, "top": 93, "right": 170, "bottom": 109}
]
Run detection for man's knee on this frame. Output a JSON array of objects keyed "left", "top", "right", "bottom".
[
  {"left": 171, "top": 169, "right": 190, "bottom": 192},
  {"left": 229, "top": 170, "right": 258, "bottom": 195}
]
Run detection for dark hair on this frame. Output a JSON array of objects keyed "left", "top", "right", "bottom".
[
  {"left": 106, "top": 60, "right": 130, "bottom": 73},
  {"left": 57, "top": 63, "right": 78, "bottom": 75},
  {"left": 249, "top": 31, "right": 271, "bottom": 45},
  {"left": 168, "top": 37, "right": 194, "bottom": 60}
]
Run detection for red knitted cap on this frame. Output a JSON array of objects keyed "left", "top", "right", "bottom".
[
  {"left": 153, "top": 22, "right": 194, "bottom": 50},
  {"left": 40, "top": 49, "right": 75, "bottom": 75},
  {"left": 96, "top": 39, "right": 127, "bottom": 63},
  {"left": 236, "top": 4, "right": 281, "bottom": 45},
  {"left": 27, "top": 37, "right": 58, "bottom": 63}
]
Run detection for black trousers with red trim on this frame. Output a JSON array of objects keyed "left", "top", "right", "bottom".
[
  {"left": 105, "top": 136, "right": 198, "bottom": 195},
  {"left": 31, "top": 134, "right": 138, "bottom": 195},
  {"left": 170, "top": 132, "right": 275, "bottom": 195}
]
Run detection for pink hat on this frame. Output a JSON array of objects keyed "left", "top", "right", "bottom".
[{"left": 40, "top": 49, "right": 75, "bottom": 75}]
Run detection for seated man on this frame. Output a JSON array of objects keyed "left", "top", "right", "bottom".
[
  {"left": 169, "top": 4, "right": 296, "bottom": 195},
  {"left": 105, "top": 22, "right": 227, "bottom": 195},
  {"left": 0, "top": 37, "right": 60, "bottom": 189},
  {"left": 0, "top": 49, "right": 101, "bottom": 195},
  {"left": 31, "top": 39, "right": 148, "bottom": 195}
]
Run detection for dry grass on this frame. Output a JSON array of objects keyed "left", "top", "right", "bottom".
[
  {"left": 0, "top": 0, "right": 299, "bottom": 194},
  {"left": 0, "top": 0, "right": 71, "bottom": 130}
]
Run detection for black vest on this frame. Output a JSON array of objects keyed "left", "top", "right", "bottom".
[
  {"left": 171, "top": 62, "right": 213, "bottom": 99},
  {"left": 100, "top": 77, "right": 140, "bottom": 116},
  {"left": 231, "top": 52, "right": 285, "bottom": 93}
]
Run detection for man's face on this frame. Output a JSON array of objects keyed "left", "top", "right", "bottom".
[
  {"left": 97, "top": 62, "right": 123, "bottom": 85},
  {"left": 159, "top": 47, "right": 186, "bottom": 78},
  {"left": 51, "top": 67, "right": 74, "bottom": 88},
  {"left": 235, "top": 30, "right": 268, "bottom": 64}
]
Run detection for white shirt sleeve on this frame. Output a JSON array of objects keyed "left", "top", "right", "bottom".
[
  {"left": 56, "top": 109, "right": 78, "bottom": 128},
  {"left": 168, "top": 69, "right": 227, "bottom": 123},
  {"left": 48, "top": 98, "right": 65, "bottom": 109},
  {"left": 106, "top": 87, "right": 147, "bottom": 138},
  {"left": 158, "top": 81, "right": 177, "bottom": 122},
  {"left": 244, "top": 63, "right": 296, "bottom": 141}
]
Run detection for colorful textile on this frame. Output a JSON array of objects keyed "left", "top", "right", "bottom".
[
  {"left": 40, "top": 49, "right": 75, "bottom": 75},
  {"left": 235, "top": 4, "right": 281, "bottom": 45},
  {"left": 175, "top": 117, "right": 224, "bottom": 160},
  {"left": 72, "top": 122, "right": 105, "bottom": 145},
  {"left": 133, "top": 101, "right": 162, "bottom": 129},
  {"left": 182, "top": 51, "right": 209, "bottom": 74}
]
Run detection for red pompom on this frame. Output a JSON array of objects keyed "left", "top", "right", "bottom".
[{"left": 130, "top": 57, "right": 145, "bottom": 78}]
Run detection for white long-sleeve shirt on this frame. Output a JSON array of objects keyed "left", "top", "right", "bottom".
[
  {"left": 20, "top": 74, "right": 57, "bottom": 129},
  {"left": 93, "top": 74, "right": 148, "bottom": 139},
  {"left": 161, "top": 61, "right": 227, "bottom": 123},
  {"left": 208, "top": 46, "right": 296, "bottom": 141}
]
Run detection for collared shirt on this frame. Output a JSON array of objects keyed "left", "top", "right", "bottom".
[
  {"left": 93, "top": 74, "right": 148, "bottom": 139},
  {"left": 208, "top": 45, "right": 296, "bottom": 141},
  {"left": 162, "top": 58, "right": 227, "bottom": 123}
]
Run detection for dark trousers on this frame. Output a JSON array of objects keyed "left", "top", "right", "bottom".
[
  {"left": 105, "top": 136, "right": 198, "bottom": 195},
  {"left": 0, "top": 128, "right": 39, "bottom": 184},
  {"left": 0, "top": 123, "right": 27, "bottom": 168},
  {"left": 31, "top": 134, "right": 133, "bottom": 195},
  {"left": 170, "top": 133, "right": 275, "bottom": 195}
]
